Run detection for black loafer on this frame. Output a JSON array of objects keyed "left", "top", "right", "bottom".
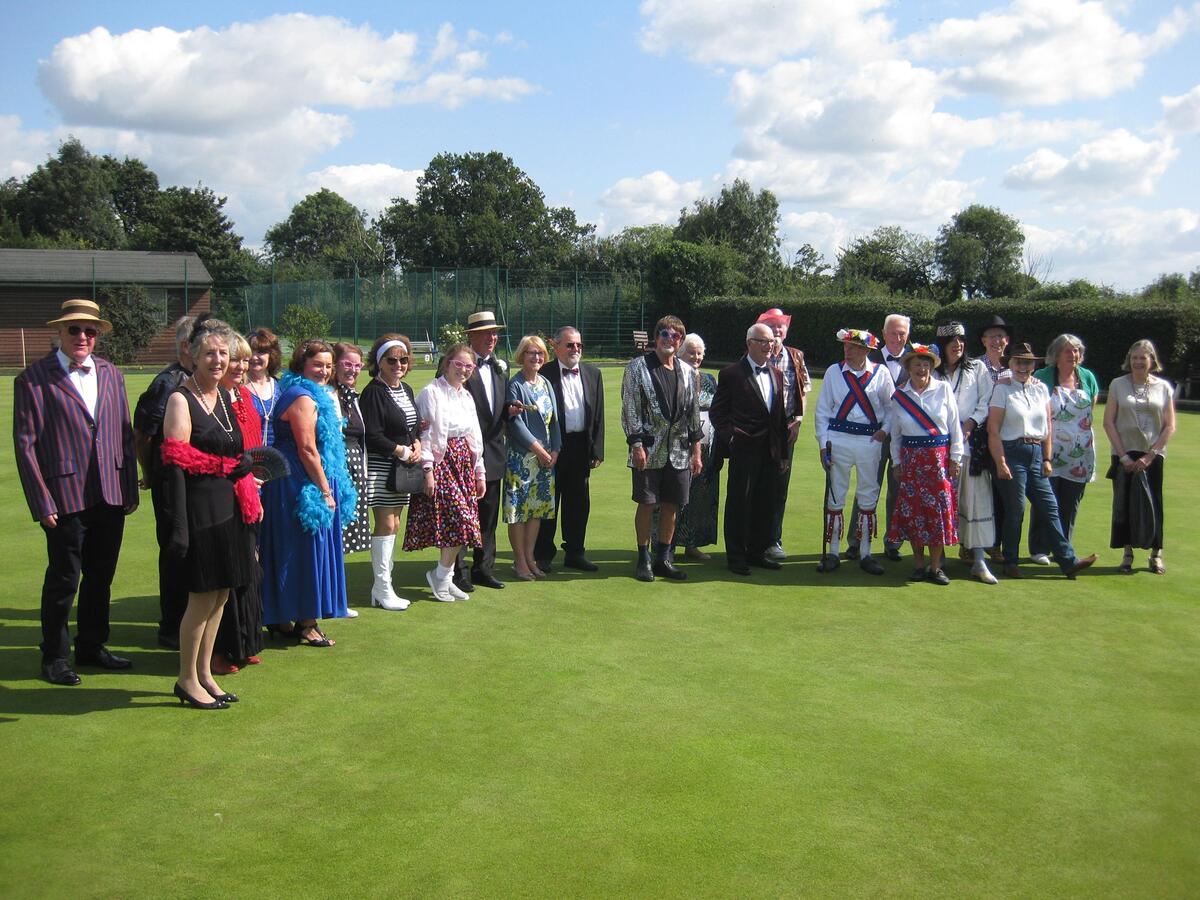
[
  {"left": 473, "top": 572, "right": 506, "bottom": 590},
  {"left": 42, "top": 659, "right": 81, "bottom": 686},
  {"left": 564, "top": 555, "right": 599, "bottom": 572},
  {"left": 75, "top": 647, "right": 132, "bottom": 670},
  {"left": 452, "top": 575, "right": 475, "bottom": 594},
  {"left": 928, "top": 568, "right": 950, "bottom": 586}
]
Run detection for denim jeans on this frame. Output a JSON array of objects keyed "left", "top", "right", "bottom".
[
  {"left": 1029, "top": 477, "right": 1087, "bottom": 557},
  {"left": 995, "top": 441, "right": 1077, "bottom": 570}
]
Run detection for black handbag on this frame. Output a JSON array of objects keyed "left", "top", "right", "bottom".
[{"left": 387, "top": 458, "right": 425, "bottom": 494}]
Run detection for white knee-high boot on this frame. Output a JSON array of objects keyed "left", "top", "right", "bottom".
[{"left": 371, "top": 535, "right": 409, "bottom": 610}]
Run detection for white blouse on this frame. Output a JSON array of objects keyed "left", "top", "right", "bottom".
[
  {"left": 943, "top": 359, "right": 992, "bottom": 429},
  {"left": 990, "top": 379, "right": 1050, "bottom": 441},
  {"left": 416, "top": 376, "right": 485, "bottom": 478},
  {"left": 889, "top": 379, "right": 964, "bottom": 465}
]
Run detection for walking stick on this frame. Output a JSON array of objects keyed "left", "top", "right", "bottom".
[{"left": 818, "top": 441, "right": 836, "bottom": 572}]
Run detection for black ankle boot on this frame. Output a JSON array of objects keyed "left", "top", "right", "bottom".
[
  {"left": 635, "top": 545, "right": 654, "bottom": 582},
  {"left": 652, "top": 540, "right": 687, "bottom": 580}
]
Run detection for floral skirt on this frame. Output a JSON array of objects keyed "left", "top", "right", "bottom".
[
  {"left": 887, "top": 445, "right": 958, "bottom": 547},
  {"left": 502, "top": 449, "right": 556, "bottom": 524},
  {"left": 403, "top": 437, "right": 482, "bottom": 551}
]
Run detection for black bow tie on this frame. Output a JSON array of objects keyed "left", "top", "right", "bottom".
[
  {"left": 478, "top": 356, "right": 499, "bottom": 372},
  {"left": 755, "top": 366, "right": 770, "bottom": 376}
]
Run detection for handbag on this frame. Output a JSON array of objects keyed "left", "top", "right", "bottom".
[{"left": 387, "top": 457, "right": 425, "bottom": 494}]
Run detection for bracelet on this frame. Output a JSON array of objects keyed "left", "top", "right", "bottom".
[{"left": 321, "top": 489, "right": 333, "bottom": 498}]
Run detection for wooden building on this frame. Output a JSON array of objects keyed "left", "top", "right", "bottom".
[{"left": 0, "top": 249, "right": 212, "bottom": 367}]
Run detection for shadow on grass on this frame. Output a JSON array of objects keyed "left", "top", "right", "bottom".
[{"left": 0, "top": 684, "right": 171, "bottom": 718}]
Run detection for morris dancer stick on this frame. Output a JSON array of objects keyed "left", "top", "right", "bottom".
[{"left": 817, "top": 441, "right": 838, "bottom": 572}]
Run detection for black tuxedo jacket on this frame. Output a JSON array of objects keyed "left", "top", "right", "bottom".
[
  {"left": 709, "top": 356, "right": 788, "bottom": 466},
  {"left": 539, "top": 360, "right": 605, "bottom": 463},
  {"left": 465, "top": 357, "right": 509, "bottom": 480}
]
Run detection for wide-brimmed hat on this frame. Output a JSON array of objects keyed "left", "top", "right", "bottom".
[
  {"left": 47, "top": 298, "right": 112, "bottom": 333},
  {"left": 1004, "top": 341, "right": 1042, "bottom": 362},
  {"left": 465, "top": 310, "right": 504, "bottom": 332},
  {"left": 936, "top": 321, "right": 966, "bottom": 339},
  {"left": 756, "top": 307, "right": 791, "bottom": 328},
  {"left": 836, "top": 328, "right": 880, "bottom": 350},
  {"left": 979, "top": 314, "right": 1012, "bottom": 340},
  {"left": 901, "top": 342, "right": 940, "bottom": 369}
]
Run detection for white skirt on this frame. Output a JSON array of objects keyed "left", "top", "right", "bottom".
[{"left": 955, "top": 451, "right": 995, "bottom": 549}]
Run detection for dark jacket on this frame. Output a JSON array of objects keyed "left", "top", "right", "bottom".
[
  {"left": 539, "top": 359, "right": 605, "bottom": 464},
  {"left": 359, "top": 378, "right": 419, "bottom": 457},
  {"left": 709, "top": 356, "right": 789, "bottom": 468},
  {"left": 465, "top": 356, "right": 510, "bottom": 481}
]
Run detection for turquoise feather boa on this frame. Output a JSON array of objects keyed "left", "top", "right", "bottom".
[{"left": 279, "top": 372, "right": 358, "bottom": 534}]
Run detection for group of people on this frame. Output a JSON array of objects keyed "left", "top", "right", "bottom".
[{"left": 14, "top": 298, "right": 1178, "bottom": 698}]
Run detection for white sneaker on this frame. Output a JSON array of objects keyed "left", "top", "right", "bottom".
[
  {"left": 971, "top": 561, "right": 998, "bottom": 585},
  {"left": 343, "top": 608, "right": 359, "bottom": 618},
  {"left": 764, "top": 543, "right": 786, "bottom": 561},
  {"left": 1030, "top": 553, "right": 1052, "bottom": 566},
  {"left": 446, "top": 579, "right": 469, "bottom": 600},
  {"left": 425, "top": 569, "right": 455, "bottom": 602}
]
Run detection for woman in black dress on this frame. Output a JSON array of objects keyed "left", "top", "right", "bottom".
[
  {"left": 359, "top": 333, "right": 421, "bottom": 610},
  {"left": 161, "top": 318, "right": 261, "bottom": 709}
]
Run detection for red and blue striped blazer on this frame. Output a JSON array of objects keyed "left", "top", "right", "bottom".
[{"left": 13, "top": 352, "right": 138, "bottom": 521}]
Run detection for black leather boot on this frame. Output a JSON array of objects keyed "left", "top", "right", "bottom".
[
  {"left": 651, "top": 540, "right": 687, "bottom": 580},
  {"left": 635, "top": 545, "right": 654, "bottom": 582}
]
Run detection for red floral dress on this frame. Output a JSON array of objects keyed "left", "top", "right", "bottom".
[{"left": 888, "top": 445, "right": 959, "bottom": 547}]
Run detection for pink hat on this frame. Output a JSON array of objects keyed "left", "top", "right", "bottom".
[{"left": 756, "top": 308, "right": 791, "bottom": 328}]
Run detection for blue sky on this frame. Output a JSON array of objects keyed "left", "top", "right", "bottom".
[{"left": 3, "top": 1, "right": 1198, "bottom": 289}]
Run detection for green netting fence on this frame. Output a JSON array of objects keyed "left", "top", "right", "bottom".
[{"left": 215, "top": 267, "right": 661, "bottom": 358}]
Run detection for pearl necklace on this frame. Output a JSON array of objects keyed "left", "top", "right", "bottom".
[
  {"left": 249, "top": 377, "right": 277, "bottom": 418},
  {"left": 190, "top": 375, "right": 235, "bottom": 439}
]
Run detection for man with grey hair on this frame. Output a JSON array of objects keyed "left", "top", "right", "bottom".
[
  {"left": 847, "top": 312, "right": 910, "bottom": 563},
  {"left": 710, "top": 322, "right": 789, "bottom": 575},
  {"left": 133, "top": 314, "right": 195, "bottom": 649},
  {"left": 534, "top": 325, "right": 605, "bottom": 572}
]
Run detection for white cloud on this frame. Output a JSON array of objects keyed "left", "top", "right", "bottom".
[
  {"left": 298, "top": 163, "right": 422, "bottom": 219},
  {"left": 639, "top": 0, "right": 893, "bottom": 66},
  {"left": 1004, "top": 129, "right": 1177, "bottom": 197},
  {"left": 1162, "top": 84, "right": 1200, "bottom": 133},
  {"left": 598, "top": 170, "right": 703, "bottom": 228},
  {"left": 0, "top": 115, "right": 56, "bottom": 179},
  {"left": 906, "top": 0, "right": 1191, "bottom": 105}
]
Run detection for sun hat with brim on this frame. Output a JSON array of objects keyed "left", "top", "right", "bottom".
[
  {"left": 465, "top": 310, "right": 504, "bottom": 332},
  {"left": 756, "top": 307, "right": 791, "bottom": 328},
  {"left": 47, "top": 298, "right": 112, "bottom": 333},
  {"left": 1003, "top": 341, "right": 1043, "bottom": 363},
  {"left": 901, "top": 342, "right": 940, "bottom": 369},
  {"left": 836, "top": 328, "right": 880, "bottom": 350}
]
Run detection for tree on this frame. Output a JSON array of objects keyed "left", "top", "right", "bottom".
[
  {"left": 10, "top": 137, "right": 124, "bottom": 248},
  {"left": 586, "top": 224, "right": 676, "bottom": 272},
  {"left": 935, "top": 205, "right": 1025, "bottom": 300},
  {"left": 675, "top": 179, "right": 783, "bottom": 293},
  {"left": 646, "top": 240, "right": 745, "bottom": 312},
  {"left": 96, "top": 284, "right": 160, "bottom": 364},
  {"left": 264, "top": 188, "right": 383, "bottom": 277},
  {"left": 278, "top": 304, "right": 333, "bottom": 350},
  {"left": 376, "top": 151, "right": 593, "bottom": 270},
  {"left": 836, "top": 226, "right": 938, "bottom": 298},
  {"left": 1141, "top": 273, "right": 1195, "bottom": 303},
  {"left": 133, "top": 185, "right": 246, "bottom": 280},
  {"left": 102, "top": 156, "right": 160, "bottom": 237}
]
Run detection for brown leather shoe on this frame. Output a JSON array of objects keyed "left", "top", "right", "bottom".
[
  {"left": 1003, "top": 564, "right": 1023, "bottom": 579},
  {"left": 1064, "top": 554, "right": 1098, "bottom": 579}
]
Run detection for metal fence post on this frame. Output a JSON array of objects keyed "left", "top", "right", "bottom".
[{"left": 431, "top": 266, "right": 439, "bottom": 345}]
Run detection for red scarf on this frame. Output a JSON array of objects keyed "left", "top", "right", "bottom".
[{"left": 160, "top": 438, "right": 262, "bottom": 524}]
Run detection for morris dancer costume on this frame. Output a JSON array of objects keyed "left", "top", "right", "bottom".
[{"left": 814, "top": 329, "right": 895, "bottom": 568}]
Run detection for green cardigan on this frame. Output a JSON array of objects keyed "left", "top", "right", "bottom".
[{"left": 1034, "top": 363, "right": 1099, "bottom": 401}]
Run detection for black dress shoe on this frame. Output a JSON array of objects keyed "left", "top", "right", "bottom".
[
  {"left": 859, "top": 556, "right": 885, "bottom": 576},
  {"left": 843, "top": 546, "right": 860, "bottom": 560},
  {"left": 473, "top": 572, "right": 506, "bottom": 589},
  {"left": 534, "top": 559, "right": 553, "bottom": 574},
  {"left": 42, "top": 659, "right": 81, "bottom": 686},
  {"left": 635, "top": 562, "right": 654, "bottom": 582},
  {"left": 453, "top": 575, "right": 475, "bottom": 594},
  {"left": 75, "top": 647, "right": 132, "bottom": 670},
  {"left": 156, "top": 633, "right": 180, "bottom": 650},
  {"left": 728, "top": 561, "right": 751, "bottom": 576},
  {"left": 816, "top": 554, "right": 840, "bottom": 573},
  {"left": 747, "top": 556, "right": 782, "bottom": 570},
  {"left": 652, "top": 558, "right": 687, "bottom": 580},
  {"left": 884, "top": 546, "right": 903, "bottom": 562},
  {"left": 564, "top": 554, "right": 599, "bottom": 572}
]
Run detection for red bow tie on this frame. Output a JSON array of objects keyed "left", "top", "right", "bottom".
[
  {"left": 70, "top": 362, "right": 92, "bottom": 373},
  {"left": 565, "top": 368, "right": 580, "bottom": 375}
]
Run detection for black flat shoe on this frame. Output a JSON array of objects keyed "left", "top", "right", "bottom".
[
  {"left": 452, "top": 575, "right": 475, "bottom": 593},
  {"left": 564, "top": 555, "right": 599, "bottom": 572},
  {"left": 816, "top": 554, "right": 840, "bottom": 573},
  {"left": 75, "top": 647, "right": 132, "bottom": 670},
  {"left": 203, "top": 684, "right": 239, "bottom": 703},
  {"left": 859, "top": 556, "right": 885, "bottom": 576},
  {"left": 174, "top": 683, "right": 228, "bottom": 710},
  {"left": 42, "top": 659, "right": 81, "bottom": 686},
  {"left": 747, "top": 556, "right": 782, "bottom": 570},
  {"left": 928, "top": 568, "right": 950, "bottom": 586}
]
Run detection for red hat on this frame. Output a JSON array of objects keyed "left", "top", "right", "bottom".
[{"left": 756, "top": 308, "right": 791, "bottom": 328}]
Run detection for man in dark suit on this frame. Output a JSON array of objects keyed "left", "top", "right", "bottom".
[
  {"left": 709, "top": 323, "right": 790, "bottom": 576},
  {"left": 13, "top": 299, "right": 139, "bottom": 685},
  {"left": 456, "top": 310, "right": 509, "bottom": 591},
  {"left": 534, "top": 326, "right": 604, "bottom": 572}
]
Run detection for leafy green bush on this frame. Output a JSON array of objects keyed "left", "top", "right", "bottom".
[
  {"left": 97, "top": 283, "right": 159, "bottom": 364},
  {"left": 277, "top": 303, "right": 333, "bottom": 351}
]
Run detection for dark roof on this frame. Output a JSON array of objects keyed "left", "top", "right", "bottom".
[{"left": 0, "top": 249, "right": 213, "bottom": 286}]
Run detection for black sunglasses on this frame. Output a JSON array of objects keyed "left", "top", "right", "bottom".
[
  {"left": 67, "top": 325, "right": 99, "bottom": 338},
  {"left": 563, "top": 342, "right": 583, "bottom": 350},
  {"left": 383, "top": 356, "right": 410, "bottom": 366}
]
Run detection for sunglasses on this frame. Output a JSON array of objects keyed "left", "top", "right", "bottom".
[
  {"left": 451, "top": 361, "right": 476, "bottom": 372},
  {"left": 658, "top": 329, "right": 682, "bottom": 341},
  {"left": 563, "top": 342, "right": 583, "bottom": 350},
  {"left": 67, "top": 325, "right": 99, "bottom": 338},
  {"left": 383, "top": 356, "right": 409, "bottom": 366}
]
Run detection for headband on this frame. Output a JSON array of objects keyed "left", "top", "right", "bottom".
[{"left": 376, "top": 340, "right": 406, "bottom": 363}]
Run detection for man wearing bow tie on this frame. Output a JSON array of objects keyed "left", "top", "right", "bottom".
[
  {"left": 456, "top": 310, "right": 510, "bottom": 591},
  {"left": 847, "top": 313, "right": 911, "bottom": 563},
  {"left": 535, "top": 326, "right": 604, "bottom": 572},
  {"left": 14, "top": 299, "right": 139, "bottom": 685},
  {"left": 710, "top": 323, "right": 790, "bottom": 575}
]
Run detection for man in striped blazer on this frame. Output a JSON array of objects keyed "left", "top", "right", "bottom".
[{"left": 14, "top": 299, "right": 139, "bottom": 685}]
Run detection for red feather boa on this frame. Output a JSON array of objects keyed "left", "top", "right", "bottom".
[{"left": 160, "top": 438, "right": 262, "bottom": 524}]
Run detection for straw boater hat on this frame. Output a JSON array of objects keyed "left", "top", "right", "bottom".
[
  {"left": 756, "top": 307, "right": 791, "bottom": 328},
  {"left": 47, "top": 298, "right": 112, "bottom": 333},
  {"left": 465, "top": 310, "right": 504, "bottom": 332},
  {"left": 836, "top": 328, "right": 880, "bottom": 350},
  {"left": 900, "top": 342, "right": 940, "bottom": 369},
  {"left": 1003, "top": 341, "right": 1042, "bottom": 363}
]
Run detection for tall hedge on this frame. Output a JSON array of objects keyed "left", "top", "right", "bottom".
[{"left": 688, "top": 295, "right": 1199, "bottom": 386}]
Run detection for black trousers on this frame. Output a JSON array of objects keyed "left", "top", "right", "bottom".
[
  {"left": 458, "top": 478, "right": 501, "bottom": 579},
  {"left": 724, "top": 446, "right": 777, "bottom": 565},
  {"left": 151, "top": 477, "right": 189, "bottom": 639},
  {"left": 535, "top": 431, "right": 592, "bottom": 561},
  {"left": 40, "top": 503, "right": 126, "bottom": 663}
]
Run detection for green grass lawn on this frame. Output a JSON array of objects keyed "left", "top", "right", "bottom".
[{"left": 1, "top": 368, "right": 1197, "bottom": 898}]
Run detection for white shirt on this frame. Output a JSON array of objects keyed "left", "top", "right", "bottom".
[
  {"left": 814, "top": 361, "right": 896, "bottom": 447},
  {"left": 476, "top": 356, "right": 497, "bottom": 412},
  {"left": 750, "top": 359, "right": 775, "bottom": 407},
  {"left": 889, "top": 379, "right": 963, "bottom": 465},
  {"left": 57, "top": 349, "right": 98, "bottom": 419},
  {"left": 882, "top": 346, "right": 907, "bottom": 383},
  {"left": 416, "top": 376, "right": 486, "bottom": 479},
  {"left": 559, "top": 362, "right": 585, "bottom": 433},
  {"left": 990, "top": 379, "right": 1050, "bottom": 441}
]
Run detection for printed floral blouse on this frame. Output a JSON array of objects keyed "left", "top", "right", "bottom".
[{"left": 1048, "top": 384, "right": 1096, "bottom": 483}]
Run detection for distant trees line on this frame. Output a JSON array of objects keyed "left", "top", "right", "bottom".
[{"left": 3, "top": 137, "right": 1198, "bottom": 311}]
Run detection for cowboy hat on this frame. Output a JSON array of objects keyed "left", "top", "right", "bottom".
[
  {"left": 1003, "top": 341, "right": 1043, "bottom": 362},
  {"left": 756, "top": 307, "right": 791, "bottom": 328},
  {"left": 47, "top": 298, "right": 112, "bottom": 333}
]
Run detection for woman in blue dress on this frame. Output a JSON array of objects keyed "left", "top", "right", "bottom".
[
  {"left": 502, "top": 335, "right": 561, "bottom": 581},
  {"left": 259, "top": 340, "right": 358, "bottom": 646},
  {"left": 246, "top": 327, "right": 282, "bottom": 446}
]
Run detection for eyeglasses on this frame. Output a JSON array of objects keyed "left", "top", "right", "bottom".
[
  {"left": 340, "top": 361, "right": 364, "bottom": 370},
  {"left": 748, "top": 337, "right": 773, "bottom": 345},
  {"left": 563, "top": 342, "right": 583, "bottom": 350},
  {"left": 67, "top": 325, "right": 99, "bottom": 339},
  {"left": 451, "top": 361, "right": 476, "bottom": 372},
  {"left": 383, "top": 356, "right": 409, "bottom": 366},
  {"left": 658, "top": 329, "right": 682, "bottom": 341},
  {"left": 525, "top": 349, "right": 546, "bottom": 357}
]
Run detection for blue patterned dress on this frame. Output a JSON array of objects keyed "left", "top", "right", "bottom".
[{"left": 502, "top": 374, "right": 561, "bottom": 524}]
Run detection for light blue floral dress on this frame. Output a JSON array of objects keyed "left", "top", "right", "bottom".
[{"left": 502, "top": 375, "right": 559, "bottom": 524}]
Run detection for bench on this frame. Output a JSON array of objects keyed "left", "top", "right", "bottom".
[
  {"left": 410, "top": 340, "right": 435, "bottom": 362},
  {"left": 632, "top": 330, "right": 649, "bottom": 352}
]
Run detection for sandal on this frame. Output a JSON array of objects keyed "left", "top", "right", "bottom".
[
  {"left": 296, "top": 623, "right": 334, "bottom": 647},
  {"left": 1148, "top": 554, "right": 1165, "bottom": 575},
  {"left": 1118, "top": 551, "right": 1134, "bottom": 575}
]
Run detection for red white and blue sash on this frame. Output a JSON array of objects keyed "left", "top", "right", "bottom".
[
  {"left": 893, "top": 390, "right": 950, "bottom": 448},
  {"left": 830, "top": 366, "right": 879, "bottom": 435}
]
